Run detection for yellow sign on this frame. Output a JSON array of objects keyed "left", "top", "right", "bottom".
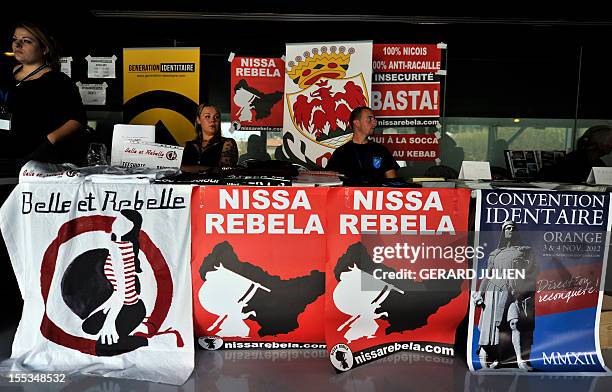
[{"left": 123, "top": 48, "right": 199, "bottom": 145}]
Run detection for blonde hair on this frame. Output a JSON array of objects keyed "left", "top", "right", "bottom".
[{"left": 194, "top": 104, "right": 221, "bottom": 142}]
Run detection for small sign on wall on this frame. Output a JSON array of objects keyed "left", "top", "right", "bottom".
[
  {"left": 76, "top": 82, "right": 108, "bottom": 106},
  {"left": 60, "top": 57, "right": 72, "bottom": 77},
  {"left": 86, "top": 55, "right": 117, "bottom": 79}
]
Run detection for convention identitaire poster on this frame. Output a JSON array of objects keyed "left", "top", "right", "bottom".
[{"left": 469, "top": 189, "right": 611, "bottom": 372}]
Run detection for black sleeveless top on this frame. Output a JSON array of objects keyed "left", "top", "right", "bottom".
[{"left": 182, "top": 137, "right": 237, "bottom": 167}]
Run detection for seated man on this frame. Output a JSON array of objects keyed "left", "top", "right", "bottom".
[
  {"left": 538, "top": 125, "right": 612, "bottom": 183},
  {"left": 326, "top": 106, "right": 399, "bottom": 183}
]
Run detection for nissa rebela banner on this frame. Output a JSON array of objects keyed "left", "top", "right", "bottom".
[
  {"left": 469, "top": 190, "right": 612, "bottom": 372},
  {"left": 192, "top": 187, "right": 328, "bottom": 349},
  {"left": 230, "top": 56, "right": 284, "bottom": 132},
  {"left": 325, "top": 188, "right": 471, "bottom": 372}
]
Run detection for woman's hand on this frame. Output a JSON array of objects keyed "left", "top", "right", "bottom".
[
  {"left": 26, "top": 137, "right": 56, "bottom": 162},
  {"left": 46, "top": 119, "right": 82, "bottom": 145}
]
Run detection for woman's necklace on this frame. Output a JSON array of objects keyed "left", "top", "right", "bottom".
[{"left": 15, "top": 64, "right": 49, "bottom": 87}]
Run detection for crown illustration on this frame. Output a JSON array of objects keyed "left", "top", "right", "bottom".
[{"left": 287, "top": 46, "right": 355, "bottom": 88}]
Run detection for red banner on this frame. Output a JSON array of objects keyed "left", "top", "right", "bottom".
[
  {"left": 372, "top": 44, "right": 442, "bottom": 73},
  {"left": 371, "top": 134, "right": 440, "bottom": 161},
  {"left": 372, "top": 83, "right": 440, "bottom": 118},
  {"left": 230, "top": 57, "right": 284, "bottom": 131},
  {"left": 192, "top": 186, "right": 328, "bottom": 348},
  {"left": 325, "top": 188, "right": 471, "bottom": 372},
  {"left": 372, "top": 44, "right": 443, "bottom": 128}
]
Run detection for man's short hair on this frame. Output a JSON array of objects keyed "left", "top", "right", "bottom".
[{"left": 349, "top": 106, "right": 372, "bottom": 129}]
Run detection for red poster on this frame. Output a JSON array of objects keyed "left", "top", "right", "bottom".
[
  {"left": 192, "top": 186, "right": 328, "bottom": 349},
  {"left": 325, "top": 188, "right": 471, "bottom": 372},
  {"left": 372, "top": 44, "right": 443, "bottom": 128},
  {"left": 230, "top": 56, "right": 285, "bottom": 132},
  {"left": 371, "top": 134, "right": 440, "bottom": 161}
]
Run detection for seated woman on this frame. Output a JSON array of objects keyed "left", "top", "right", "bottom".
[
  {"left": 181, "top": 104, "right": 238, "bottom": 173},
  {"left": 539, "top": 125, "right": 612, "bottom": 183}
]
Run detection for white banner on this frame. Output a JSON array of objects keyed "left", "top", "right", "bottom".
[
  {"left": 282, "top": 41, "right": 373, "bottom": 168},
  {"left": 0, "top": 184, "right": 194, "bottom": 384}
]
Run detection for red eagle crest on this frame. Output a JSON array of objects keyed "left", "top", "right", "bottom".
[{"left": 292, "top": 80, "right": 367, "bottom": 140}]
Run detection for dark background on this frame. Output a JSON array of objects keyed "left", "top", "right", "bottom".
[
  {"left": 1, "top": 7, "right": 612, "bottom": 325},
  {"left": 1, "top": 8, "right": 611, "bottom": 118}
]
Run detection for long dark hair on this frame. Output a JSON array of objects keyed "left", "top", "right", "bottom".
[
  {"left": 194, "top": 104, "right": 221, "bottom": 144},
  {"left": 14, "top": 21, "right": 61, "bottom": 70}
]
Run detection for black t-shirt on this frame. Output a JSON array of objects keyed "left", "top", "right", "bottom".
[
  {"left": 326, "top": 140, "right": 399, "bottom": 182},
  {"left": 5, "top": 69, "right": 86, "bottom": 160},
  {"left": 538, "top": 150, "right": 605, "bottom": 183}
]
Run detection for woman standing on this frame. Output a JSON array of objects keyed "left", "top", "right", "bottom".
[
  {"left": 181, "top": 104, "right": 238, "bottom": 173},
  {"left": 6, "top": 22, "right": 86, "bottom": 165}
]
